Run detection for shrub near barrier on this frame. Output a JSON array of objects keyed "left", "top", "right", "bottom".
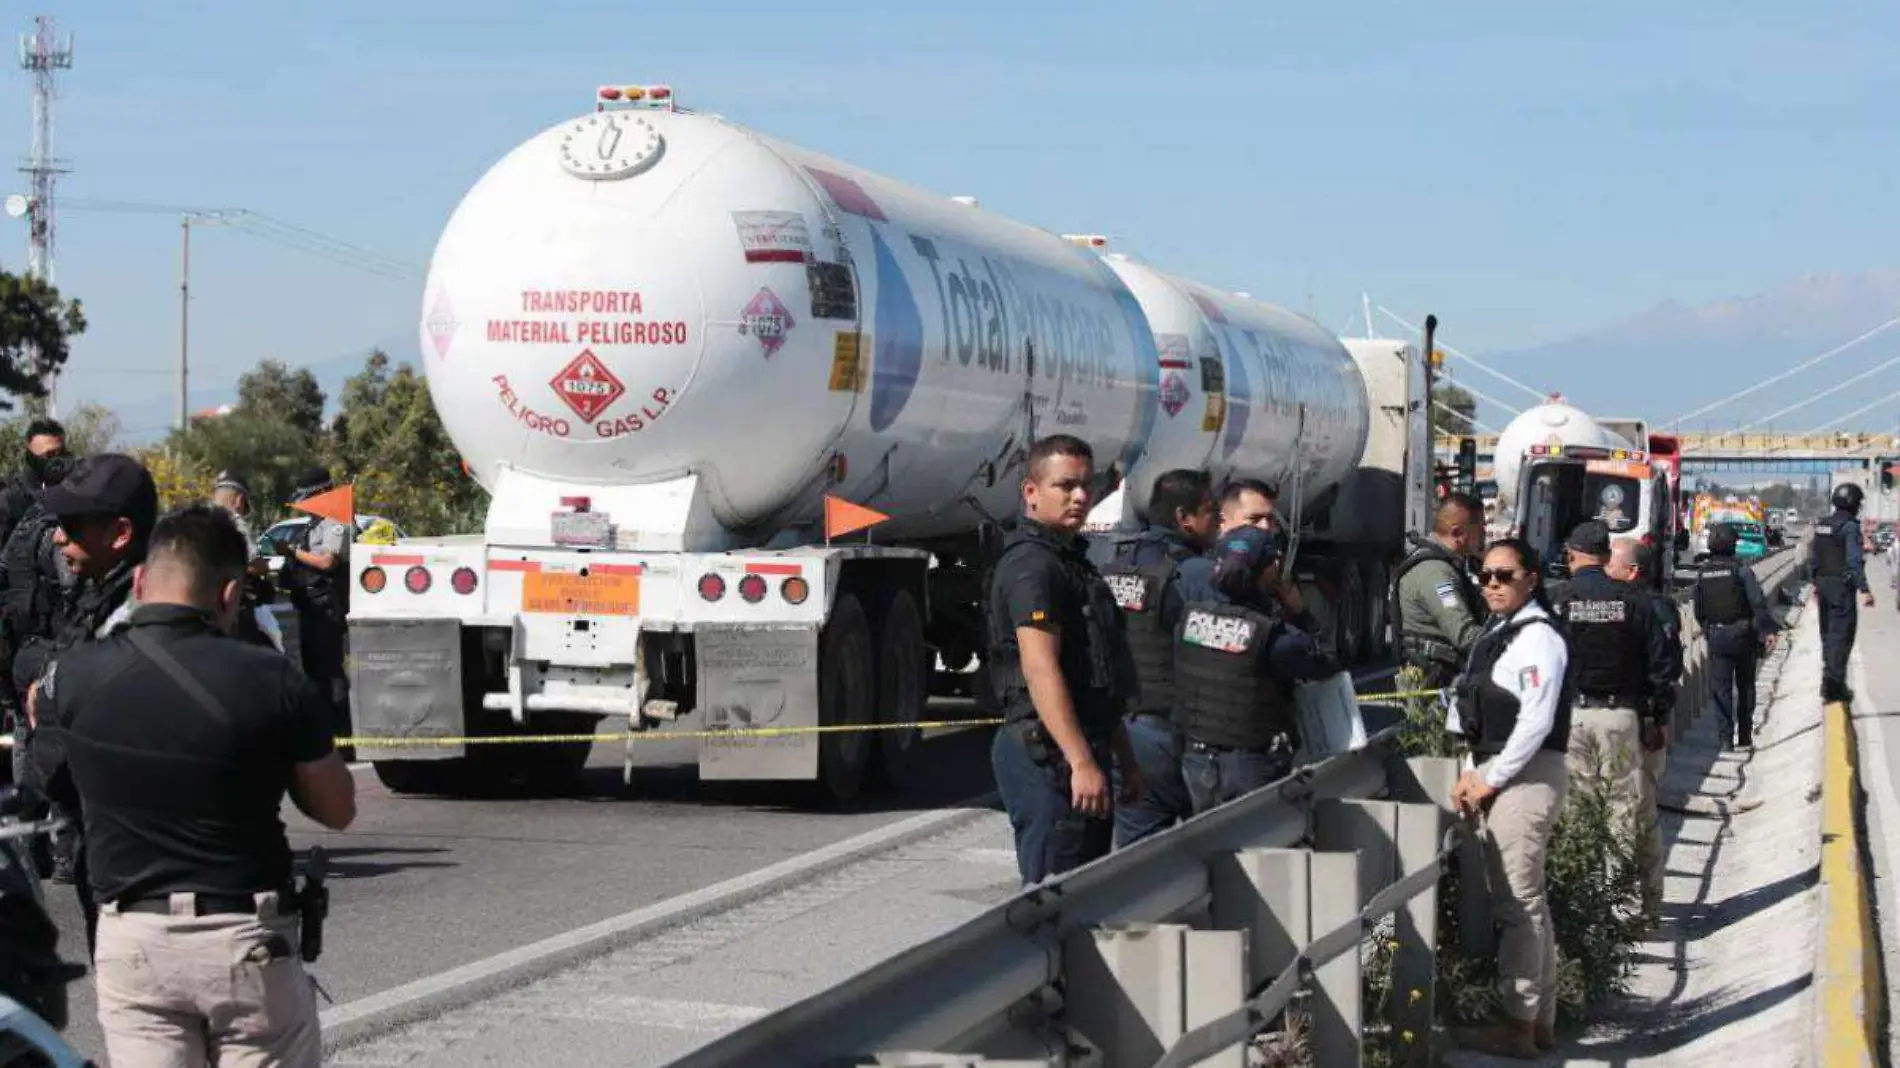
[{"left": 1369, "top": 669, "right": 1649, "bottom": 1058}]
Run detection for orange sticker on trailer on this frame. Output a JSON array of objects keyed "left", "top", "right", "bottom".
[
  {"left": 1585, "top": 459, "right": 1653, "bottom": 479},
  {"left": 521, "top": 571, "right": 641, "bottom": 616}
]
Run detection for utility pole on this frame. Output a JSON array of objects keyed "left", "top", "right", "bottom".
[
  {"left": 178, "top": 216, "right": 190, "bottom": 430},
  {"left": 16, "top": 14, "right": 71, "bottom": 410}
]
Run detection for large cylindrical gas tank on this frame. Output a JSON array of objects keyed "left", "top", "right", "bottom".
[
  {"left": 1098, "top": 254, "right": 1369, "bottom": 523},
  {"left": 420, "top": 98, "right": 1157, "bottom": 544},
  {"left": 1492, "top": 401, "right": 1637, "bottom": 517}
]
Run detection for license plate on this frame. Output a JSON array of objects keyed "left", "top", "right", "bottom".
[{"left": 522, "top": 571, "right": 641, "bottom": 616}]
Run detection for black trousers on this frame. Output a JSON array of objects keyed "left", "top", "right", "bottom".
[
  {"left": 1815, "top": 576, "right": 1858, "bottom": 697},
  {"left": 296, "top": 609, "right": 350, "bottom": 737},
  {"left": 1706, "top": 623, "right": 1759, "bottom": 747}
]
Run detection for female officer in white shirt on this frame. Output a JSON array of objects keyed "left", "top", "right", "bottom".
[{"left": 1447, "top": 537, "right": 1572, "bottom": 1059}]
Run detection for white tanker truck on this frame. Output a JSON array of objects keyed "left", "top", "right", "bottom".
[{"left": 347, "top": 84, "right": 1433, "bottom": 800}]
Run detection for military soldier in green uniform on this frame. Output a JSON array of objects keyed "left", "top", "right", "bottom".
[{"left": 1392, "top": 493, "right": 1486, "bottom": 687}]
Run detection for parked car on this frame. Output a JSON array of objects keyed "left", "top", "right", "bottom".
[
  {"left": 257, "top": 514, "right": 403, "bottom": 574},
  {"left": 1720, "top": 520, "right": 1769, "bottom": 562}
]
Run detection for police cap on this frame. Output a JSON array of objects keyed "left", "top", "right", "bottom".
[
  {"left": 1212, "top": 525, "right": 1280, "bottom": 583},
  {"left": 42, "top": 453, "right": 158, "bottom": 535},
  {"left": 1565, "top": 520, "right": 1612, "bottom": 557}
]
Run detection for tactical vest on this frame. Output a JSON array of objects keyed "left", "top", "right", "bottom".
[
  {"left": 986, "top": 530, "right": 1135, "bottom": 732},
  {"left": 1390, "top": 539, "right": 1482, "bottom": 675},
  {"left": 1456, "top": 615, "right": 1571, "bottom": 756},
  {"left": 1173, "top": 601, "right": 1297, "bottom": 751},
  {"left": 1811, "top": 515, "right": 1848, "bottom": 577},
  {"left": 1696, "top": 560, "right": 1750, "bottom": 625},
  {"left": 1099, "top": 548, "right": 1184, "bottom": 717},
  {"left": 1556, "top": 584, "right": 1645, "bottom": 704},
  {"left": 2, "top": 505, "right": 63, "bottom": 645}
]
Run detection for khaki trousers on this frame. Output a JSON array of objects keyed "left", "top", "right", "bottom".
[
  {"left": 1477, "top": 748, "right": 1568, "bottom": 1025},
  {"left": 1639, "top": 741, "right": 1667, "bottom": 913},
  {"left": 95, "top": 893, "right": 320, "bottom": 1068},
  {"left": 1566, "top": 704, "right": 1655, "bottom": 873}
]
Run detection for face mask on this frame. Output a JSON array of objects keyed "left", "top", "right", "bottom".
[{"left": 26, "top": 450, "right": 72, "bottom": 486}]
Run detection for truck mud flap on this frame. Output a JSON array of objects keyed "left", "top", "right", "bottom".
[
  {"left": 697, "top": 627, "right": 819, "bottom": 781},
  {"left": 347, "top": 619, "right": 467, "bottom": 761}
]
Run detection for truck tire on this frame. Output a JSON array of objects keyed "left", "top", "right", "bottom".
[
  {"left": 373, "top": 759, "right": 468, "bottom": 795},
  {"left": 871, "top": 591, "right": 926, "bottom": 790},
  {"left": 515, "top": 712, "right": 599, "bottom": 792},
  {"left": 816, "top": 593, "right": 875, "bottom": 805},
  {"left": 1335, "top": 565, "right": 1366, "bottom": 666}
]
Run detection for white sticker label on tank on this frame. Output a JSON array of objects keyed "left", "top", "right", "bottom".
[{"left": 732, "top": 211, "right": 813, "bottom": 264}]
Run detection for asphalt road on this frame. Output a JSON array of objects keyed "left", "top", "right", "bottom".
[{"left": 41, "top": 704, "right": 1003, "bottom": 1065}]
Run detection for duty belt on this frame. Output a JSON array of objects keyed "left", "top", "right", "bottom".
[
  {"left": 1401, "top": 635, "right": 1460, "bottom": 664},
  {"left": 1574, "top": 693, "right": 1640, "bottom": 710},
  {"left": 116, "top": 890, "right": 299, "bottom": 917}
]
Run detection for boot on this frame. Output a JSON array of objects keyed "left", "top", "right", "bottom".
[
  {"left": 1458, "top": 1017, "right": 1540, "bottom": 1059},
  {"left": 1535, "top": 1021, "right": 1557, "bottom": 1051}
]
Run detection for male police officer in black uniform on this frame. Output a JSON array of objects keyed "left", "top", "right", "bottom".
[
  {"left": 1174, "top": 525, "right": 1338, "bottom": 813},
  {"left": 19, "top": 454, "right": 157, "bottom": 943},
  {"left": 1096, "top": 468, "right": 1216, "bottom": 848},
  {"left": 33, "top": 503, "right": 356, "bottom": 1066},
  {"left": 1695, "top": 524, "right": 1782, "bottom": 749},
  {"left": 1552, "top": 521, "right": 1674, "bottom": 852},
  {"left": 987, "top": 435, "right": 1142, "bottom": 886},
  {"left": 1809, "top": 483, "right": 1873, "bottom": 701},
  {"left": 1392, "top": 493, "right": 1487, "bottom": 687}
]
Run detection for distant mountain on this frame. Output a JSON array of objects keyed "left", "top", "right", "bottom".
[{"left": 1478, "top": 270, "right": 1900, "bottom": 433}]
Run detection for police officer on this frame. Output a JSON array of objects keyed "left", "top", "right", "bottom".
[
  {"left": 1551, "top": 521, "right": 1673, "bottom": 858},
  {"left": 31, "top": 503, "right": 356, "bottom": 1066},
  {"left": 19, "top": 454, "right": 156, "bottom": 944},
  {"left": 1175, "top": 525, "right": 1337, "bottom": 813},
  {"left": 280, "top": 467, "right": 353, "bottom": 736},
  {"left": 1392, "top": 493, "right": 1486, "bottom": 687},
  {"left": 1695, "top": 525, "right": 1782, "bottom": 749},
  {"left": 1176, "top": 478, "right": 1280, "bottom": 606},
  {"left": 0, "top": 441, "right": 74, "bottom": 799},
  {"left": 987, "top": 435, "right": 1142, "bottom": 886},
  {"left": 1809, "top": 483, "right": 1873, "bottom": 702},
  {"left": 1608, "top": 538, "right": 1683, "bottom": 924},
  {"left": 212, "top": 473, "right": 285, "bottom": 652},
  {"left": 1096, "top": 469, "right": 1216, "bottom": 847},
  {"left": 0, "top": 419, "right": 69, "bottom": 550},
  {"left": 1449, "top": 538, "right": 1571, "bottom": 1058}
]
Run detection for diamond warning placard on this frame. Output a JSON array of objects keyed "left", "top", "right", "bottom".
[{"left": 549, "top": 349, "right": 626, "bottom": 421}]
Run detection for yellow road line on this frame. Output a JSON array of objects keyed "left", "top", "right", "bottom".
[{"left": 1820, "top": 699, "right": 1881, "bottom": 1068}]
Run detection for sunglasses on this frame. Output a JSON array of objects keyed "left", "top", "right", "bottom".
[{"left": 1476, "top": 567, "right": 1523, "bottom": 586}]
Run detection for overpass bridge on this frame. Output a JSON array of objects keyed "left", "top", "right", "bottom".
[{"left": 1437, "top": 429, "right": 1900, "bottom": 474}]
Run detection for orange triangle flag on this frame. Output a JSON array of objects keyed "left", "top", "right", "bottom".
[
  {"left": 824, "top": 495, "right": 889, "bottom": 540},
  {"left": 291, "top": 483, "right": 355, "bottom": 526}
]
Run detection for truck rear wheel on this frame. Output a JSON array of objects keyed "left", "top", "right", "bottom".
[
  {"left": 872, "top": 591, "right": 926, "bottom": 790},
  {"left": 373, "top": 759, "right": 470, "bottom": 795},
  {"left": 816, "top": 593, "right": 875, "bottom": 804}
]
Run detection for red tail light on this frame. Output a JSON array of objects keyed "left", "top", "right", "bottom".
[
  {"left": 698, "top": 573, "right": 726, "bottom": 601},
  {"left": 738, "top": 574, "right": 768, "bottom": 603},
  {"left": 404, "top": 566, "right": 432, "bottom": 594},
  {"left": 451, "top": 567, "right": 478, "bottom": 595}
]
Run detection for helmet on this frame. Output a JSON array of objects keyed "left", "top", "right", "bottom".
[
  {"left": 1707, "top": 524, "right": 1738, "bottom": 556},
  {"left": 1831, "top": 483, "right": 1865, "bottom": 514}
]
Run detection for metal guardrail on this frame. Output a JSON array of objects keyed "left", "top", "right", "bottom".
[{"left": 662, "top": 704, "right": 1461, "bottom": 1068}]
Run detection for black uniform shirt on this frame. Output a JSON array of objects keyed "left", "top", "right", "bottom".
[
  {"left": 1559, "top": 565, "right": 1677, "bottom": 716},
  {"left": 987, "top": 520, "right": 1120, "bottom": 737},
  {"left": 41, "top": 604, "right": 336, "bottom": 903}
]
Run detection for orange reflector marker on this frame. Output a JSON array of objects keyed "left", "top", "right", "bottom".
[
  {"left": 360, "top": 567, "right": 387, "bottom": 594},
  {"left": 744, "top": 562, "right": 801, "bottom": 576},
  {"left": 781, "top": 576, "right": 809, "bottom": 605},
  {"left": 824, "top": 496, "right": 890, "bottom": 540},
  {"left": 623, "top": 85, "right": 645, "bottom": 100}
]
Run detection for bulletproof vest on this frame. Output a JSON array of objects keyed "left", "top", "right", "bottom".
[
  {"left": 1696, "top": 560, "right": 1750, "bottom": 625},
  {"left": 987, "top": 530, "right": 1135, "bottom": 730},
  {"left": 1390, "top": 538, "right": 1482, "bottom": 673},
  {"left": 1811, "top": 514, "right": 1849, "bottom": 577},
  {"left": 2, "top": 506, "right": 63, "bottom": 644},
  {"left": 1173, "top": 601, "right": 1296, "bottom": 751},
  {"left": 1099, "top": 546, "right": 1184, "bottom": 717},
  {"left": 1556, "top": 581, "right": 1645, "bottom": 703},
  {"left": 1455, "top": 615, "right": 1571, "bottom": 756}
]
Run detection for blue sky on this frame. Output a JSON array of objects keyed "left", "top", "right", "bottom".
[{"left": 5, "top": 0, "right": 1895, "bottom": 439}]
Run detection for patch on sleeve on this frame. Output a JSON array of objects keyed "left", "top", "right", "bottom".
[
  {"left": 1516, "top": 665, "right": 1541, "bottom": 691},
  {"left": 1435, "top": 581, "right": 1461, "bottom": 608}
]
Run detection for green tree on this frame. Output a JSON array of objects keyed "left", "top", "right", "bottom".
[
  {"left": 0, "top": 271, "right": 86, "bottom": 408},
  {"left": 1432, "top": 382, "right": 1479, "bottom": 441},
  {"left": 331, "top": 350, "right": 485, "bottom": 536},
  {"left": 236, "top": 360, "right": 327, "bottom": 443}
]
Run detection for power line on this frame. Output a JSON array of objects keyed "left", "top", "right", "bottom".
[
  {"left": 1440, "top": 372, "right": 1524, "bottom": 418},
  {"left": 1805, "top": 387, "right": 1900, "bottom": 435},
  {"left": 1739, "top": 350, "right": 1900, "bottom": 431},
  {"left": 1434, "top": 399, "right": 1498, "bottom": 434},
  {"left": 1667, "top": 313, "right": 1900, "bottom": 426},
  {"left": 1376, "top": 306, "right": 1549, "bottom": 405},
  {"left": 62, "top": 198, "right": 420, "bottom": 278}
]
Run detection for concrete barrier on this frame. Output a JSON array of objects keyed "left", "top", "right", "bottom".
[{"left": 1819, "top": 698, "right": 1881, "bottom": 1067}]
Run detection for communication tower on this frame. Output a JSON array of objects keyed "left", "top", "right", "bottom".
[{"left": 15, "top": 15, "right": 71, "bottom": 282}]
